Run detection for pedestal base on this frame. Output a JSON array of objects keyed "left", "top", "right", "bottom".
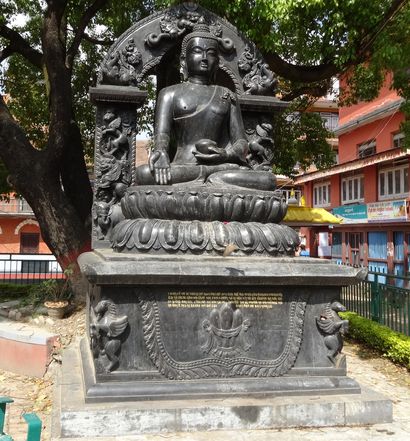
[{"left": 54, "top": 342, "right": 393, "bottom": 438}]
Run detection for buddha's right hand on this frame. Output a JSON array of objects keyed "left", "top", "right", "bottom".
[{"left": 149, "top": 149, "right": 171, "bottom": 185}]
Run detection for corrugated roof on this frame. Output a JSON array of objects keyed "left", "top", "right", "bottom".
[
  {"left": 294, "top": 148, "right": 410, "bottom": 184},
  {"left": 283, "top": 206, "right": 342, "bottom": 225}
]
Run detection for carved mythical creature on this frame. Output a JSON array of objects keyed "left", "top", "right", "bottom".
[
  {"left": 95, "top": 110, "right": 131, "bottom": 208},
  {"left": 243, "top": 60, "right": 277, "bottom": 95},
  {"left": 90, "top": 299, "right": 129, "bottom": 373},
  {"left": 101, "top": 110, "right": 129, "bottom": 159},
  {"left": 316, "top": 301, "right": 349, "bottom": 365},
  {"left": 246, "top": 122, "right": 274, "bottom": 170},
  {"left": 102, "top": 38, "right": 141, "bottom": 84}
]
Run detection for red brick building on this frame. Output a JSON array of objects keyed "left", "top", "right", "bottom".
[
  {"left": 0, "top": 196, "right": 50, "bottom": 254},
  {"left": 295, "top": 75, "right": 408, "bottom": 275}
]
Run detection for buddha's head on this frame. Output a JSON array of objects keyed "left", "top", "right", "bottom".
[{"left": 180, "top": 22, "right": 219, "bottom": 82}]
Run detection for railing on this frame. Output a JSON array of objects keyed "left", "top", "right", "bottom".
[
  {"left": 0, "top": 197, "right": 33, "bottom": 214},
  {"left": 0, "top": 254, "right": 63, "bottom": 284},
  {"left": 341, "top": 270, "right": 410, "bottom": 336}
]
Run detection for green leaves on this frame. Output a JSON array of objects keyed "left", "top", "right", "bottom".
[
  {"left": 272, "top": 100, "right": 335, "bottom": 176},
  {"left": 341, "top": 311, "right": 410, "bottom": 369}
]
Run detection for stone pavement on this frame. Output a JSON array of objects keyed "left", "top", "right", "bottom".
[{"left": 1, "top": 337, "right": 409, "bottom": 441}]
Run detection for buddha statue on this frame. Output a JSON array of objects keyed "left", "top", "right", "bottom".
[
  {"left": 135, "top": 22, "right": 276, "bottom": 191},
  {"left": 111, "top": 22, "right": 298, "bottom": 256}
]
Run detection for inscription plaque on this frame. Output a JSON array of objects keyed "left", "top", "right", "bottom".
[{"left": 168, "top": 291, "right": 283, "bottom": 308}]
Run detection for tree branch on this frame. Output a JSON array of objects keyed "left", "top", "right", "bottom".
[
  {"left": 66, "top": 0, "right": 110, "bottom": 68},
  {"left": 0, "top": 96, "right": 39, "bottom": 176},
  {"left": 0, "top": 25, "right": 43, "bottom": 68},
  {"left": 263, "top": 0, "right": 408, "bottom": 85},
  {"left": 263, "top": 51, "right": 340, "bottom": 83},
  {"left": 82, "top": 31, "right": 114, "bottom": 46}
]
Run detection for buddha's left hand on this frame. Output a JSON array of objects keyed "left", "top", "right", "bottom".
[{"left": 193, "top": 143, "right": 227, "bottom": 164}]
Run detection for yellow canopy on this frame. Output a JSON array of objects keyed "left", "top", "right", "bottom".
[{"left": 283, "top": 206, "right": 342, "bottom": 225}]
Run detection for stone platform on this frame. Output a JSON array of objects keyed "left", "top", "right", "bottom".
[
  {"left": 0, "top": 316, "right": 58, "bottom": 377},
  {"left": 55, "top": 342, "right": 392, "bottom": 438}
]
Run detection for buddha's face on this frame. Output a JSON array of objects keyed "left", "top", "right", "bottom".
[{"left": 185, "top": 37, "right": 219, "bottom": 80}]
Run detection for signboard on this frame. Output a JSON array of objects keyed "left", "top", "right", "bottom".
[
  {"left": 332, "top": 204, "right": 368, "bottom": 224},
  {"left": 367, "top": 200, "right": 408, "bottom": 223}
]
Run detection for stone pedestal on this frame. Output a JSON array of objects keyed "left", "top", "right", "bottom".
[
  {"left": 52, "top": 251, "right": 394, "bottom": 438},
  {"left": 78, "top": 251, "right": 366, "bottom": 402}
]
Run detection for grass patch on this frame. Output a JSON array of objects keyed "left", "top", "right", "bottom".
[
  {"left": 0, "top": 283, "right": 33, "bottom": 302},
  {"left": 341, "top": 311, "right": 410, "bottom": 370}
]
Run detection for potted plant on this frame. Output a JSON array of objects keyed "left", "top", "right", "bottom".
[{"left": 31, "top": 267, "right": 73, "bottom": 319}]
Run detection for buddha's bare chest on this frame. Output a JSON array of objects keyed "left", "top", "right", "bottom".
[{"left": 173, "top": 85, "right": 230, "bottom": 119}]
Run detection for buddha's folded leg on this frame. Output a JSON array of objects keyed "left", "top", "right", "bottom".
[{"left": 206, "top": 169, "right": 277, "bottom": 191}]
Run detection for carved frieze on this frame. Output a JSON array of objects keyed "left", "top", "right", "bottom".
[
  {"left": 316, "top": 301, "right": 349, "bottom": 367},
  {"left": 93, "top": 108, "right": 135, "bottom": 241},
  {"left": 139, "top": 293, "right": 307, "bottom": 379},
  {"left": 90, "top": 299, "right": 129, "bottom": 373}
]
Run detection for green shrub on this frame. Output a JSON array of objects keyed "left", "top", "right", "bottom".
[
  {"left": 0, "top": 283, "right": 33, "bottom": 302},
  {"left": 340, "top": 311, "right": 410, "bottom": 369}
]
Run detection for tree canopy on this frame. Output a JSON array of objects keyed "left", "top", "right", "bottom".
[{"left": 0, "top": 0, "right": 409, "bottom": 271}]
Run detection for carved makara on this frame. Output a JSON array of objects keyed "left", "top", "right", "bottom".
[
  {"left": 90, "top": 299, "right": 129, "bottom": 373},
  {"left": 316, "top": 301, "right": 349, "bottom": 367},
  {"left": 238, "top": 45, "right": 277, "bottom": 95},
  {"left": 139, "top": 293, "right": 307, "bottom": 379},
  {"left": 102, "top": 37, "right": 142, "bottom": 85},
  {"left": 145, "top": 6, "right": 233, "bottom": 54},
  {"left": 201, "top": 303, "right": 252, "bottom": 358}
]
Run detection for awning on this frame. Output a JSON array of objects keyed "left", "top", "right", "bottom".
[
  {"left": 294, "top": 148, "right": 410, "bottom": 184},
  {"left": 283, "top": 206, "right": 342, "bottom": 226}
]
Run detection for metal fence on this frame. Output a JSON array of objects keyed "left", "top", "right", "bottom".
[
  {"left": 0, "top": 254, "right": 63, "bottom": 284},
  {"left": 341, "top": 271, "right": 410, "bottom": 336}
]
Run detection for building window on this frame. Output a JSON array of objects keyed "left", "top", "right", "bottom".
[
  {"left": 320, "top": 112, "right": 339, "bottom": 132},
  {"left": 20, "top": 232, "right": 40, "bottom": 254},
  {"left": 378, "top": 164, "right": 409, "bottom": 200},
  {"left": 393, "top": 132, "right": 405, "bottom": 149},
  {"left": 358, "top": 140, "right": 376, "bottom": 158},
  {"left": 313, "top": 182, "right": 331, "bottom": 207},
  {"left": 341, "top": 175, "right": 364, "bottom": 204}
]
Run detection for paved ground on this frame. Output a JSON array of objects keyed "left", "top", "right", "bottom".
[{"left": 1, "top": 307, "right": 409, "bottom": 441}]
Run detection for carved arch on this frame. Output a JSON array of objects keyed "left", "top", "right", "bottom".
[{"left": 97, "top": 2, "right": 276, "bottom": 96}]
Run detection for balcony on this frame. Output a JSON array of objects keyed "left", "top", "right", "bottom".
[{"left": 0, "top": 197, "right": 34, "bottom": 215}]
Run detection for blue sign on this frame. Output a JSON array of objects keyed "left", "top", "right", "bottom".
[{"left": 332, "top": 204, "right": 368, "bottom": 223}]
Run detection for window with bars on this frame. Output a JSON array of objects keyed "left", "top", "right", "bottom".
[
  {"left": 313, "top": 182, "right": 331, "bottom": 207},
  {"left": 341, "top": 175, "right": 364, "bottom": 204},
  {"left": 358, "top": 140, "right": 376, "bottom": 158},
  {"left": 378, "top": 164, "right": 409, "bottom": 199}
]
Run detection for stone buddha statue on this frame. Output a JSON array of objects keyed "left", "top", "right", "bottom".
[
  {"left": 111, "top": 21, "right": 298, "bottom": 256},
  {"left": 135, "top": 22, "right": 276, "bottom": 191}
]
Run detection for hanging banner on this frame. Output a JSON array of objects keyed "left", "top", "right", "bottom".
[
  {"left": 367, "top": 200, "right": 408, "bottom": 223},
  {"left": 332, "top": 204, "right": 368, "bottom": 224}
]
